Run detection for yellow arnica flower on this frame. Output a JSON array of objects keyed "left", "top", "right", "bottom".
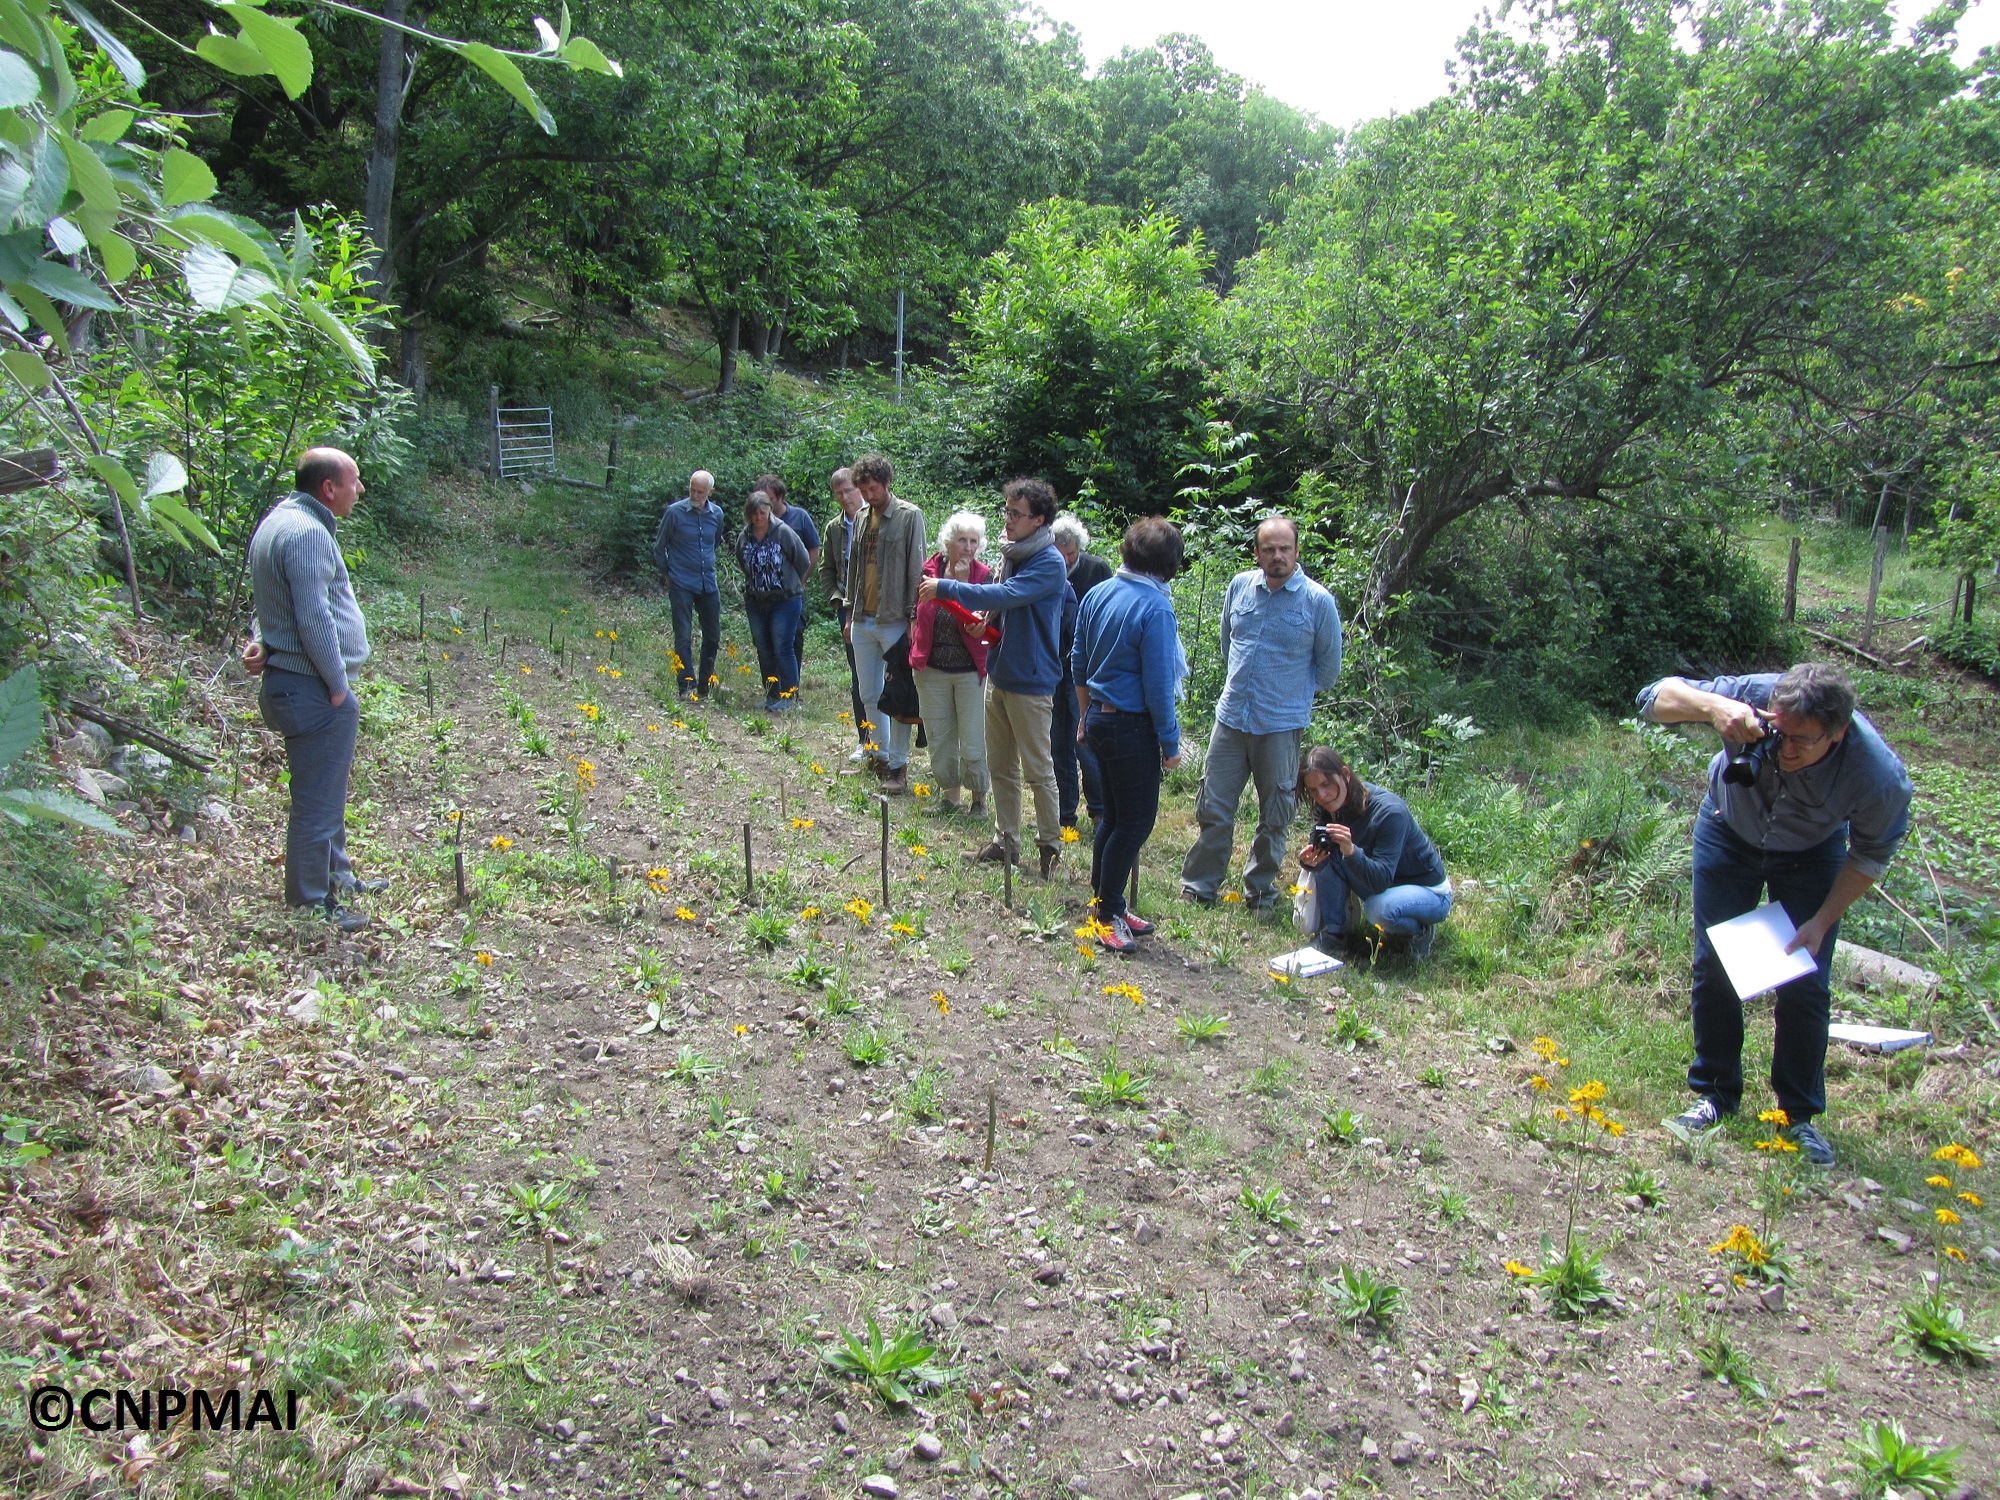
[
  {"left": 609, "top": 669, "right": 623, "bottom": 678},
  {"left": 1945, "top": 1246, "right": 1968, "bottom": 1262},
  {"left": 1926, "top": 1175, "right": 1953, "bottom": 1189},
  {"left": 891, "top": 921, "right": 917, "bottom": 936},
  {"left": 1754, "top": 1136, "right": 1800, "bottom": 1153},
  {"left": 811, "top": 763, "right": 827, "bottom": 775},
  {"left": 1603, "top": 1120, "right": 1625, "bottom": 1138},
  {"left": 1221, "top": 891, "right": 1242, "bottom": 903},
  {"left": 1936, "top": 1207, "right": 1961, "bottom": 1226},
  {"left": 1504, "top": 1260, "right": 1536, "bottom": 1277},
  {"left": 1530, "top": 1037, "right": 1558, "bottom": 1063},
  {"left": 1552, "top": 1107, "right": 1570, "bottom": 1122},
  {"left": 800, "top": 906, "right": 821, "bottom": 920},
  {"left": 912, "top": 783, "right": 932, "bottom": 797},
  {"left": 674, "top": 906, "right": 696, "bottom": 921},
  {"left": 1934, "top": 1144, "right": 1983, "bottom": 1170},
  {"left": 845, "top": 898, "right": 873, "bottom": 924},
  {"left": 520, "top": 665, "right": 532, "bottom": 674},
  {"left": 1569, "top": 1080, "right": 1607, "bottom": 1104},
  {"left": 489, "top": 835, "right": 514, "bottom": 851},
  {"left": 475, "top": 951, "right": 493, "bottom": 965},
  {"left": 933, "top": 992, "right": 950, "bottom": 1015},
  {"left": 733, "top": 1024, "right": 748, "bottom": 1035},
  {"left": 646, "top": 724, "right": 659, "bottom": 732},
  {"left": 1102, "top": 982, "right": 1144, "bottom": 1004},
  {"left": 1958, "top": 1191, "right": 1982, "bottom": 1207},
  {"left": 791, "top": 818, "right": 816, "bottom": 831},
  {"left": 1060, "top": 826, "right": 1081, "bottom": 843},
  {"left": 1529, "top": 1075, "right": 1553, "bottom": 1092},
  {"left": 1758, "top": 1108, "right": 1791, "bottom": 1127},
  {"left": 1076, "top": 920, "right": 1113, "bottom": 942}
]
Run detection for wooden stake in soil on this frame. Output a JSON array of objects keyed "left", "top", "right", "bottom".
[
  {"left": 500, "top": 636, "right": 508, "bottom": 668},
  {"left": 1129, "top": 855, "right": 1140, "bottom": 915},
  {"left": 549, "top": 619, "right": 557, "bottom": 650},
  {"left": 1860, "top": 524, "right": 1890, "bottom": 651},
  {"left": 483, "top": 607, "right": 491, "bottom": 645},
  {"left": 418, "top": 591, "right": 426, "bottom": 641},
  {"left": 425, "top": 670, "right": 434, "bottom": 718},
  {"left": 1002, "top": 851, "right": 1014, "bottom": 910},
  {"left": 1783, "top": 536, "right": 1801, "bottom": 623},
  {"left": 453, "top": 812, "right": 467, "bottom": 906},
  {"left": 743, "top": 821, "right": 754, "bottom": 900},
  {"left": 879, "top": 797, "right": 891, "bottom": 909},
  {"left": 608, "top": 854, "right": 618, "bottom": 912},
  {"left": 984, "top": 1081, "right": 996, "bottom": 1174},
  {"left": 780, "top": 779, "right": 787, "bottom": 822}
]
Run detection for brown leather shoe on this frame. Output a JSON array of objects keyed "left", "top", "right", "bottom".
[
  {"left": 1038, "top": 843, "right": 1060, "bottom": 880},
  {"left": 881, "top": 766, "right": 908, "bottom": 795}
]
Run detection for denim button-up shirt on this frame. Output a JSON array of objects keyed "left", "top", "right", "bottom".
[
  {"left": 1635, "top": 672, "right": 1913, "bottom": 879},
  {"left": 657, "top": 497, "right": 726, "bottom": 593},
  {"left": 1212, "top": 567, "right": 1343, "bottom": 735}
]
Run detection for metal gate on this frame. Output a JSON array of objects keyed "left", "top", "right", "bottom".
[{"left": 494, "top": 405, "right": 556, "bottom": 478}]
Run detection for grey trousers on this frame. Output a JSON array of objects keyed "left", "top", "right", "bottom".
[
  {"left": 1180, "top": 722, "right": 1301, "bottom": 907},
  {"left": 260, "top": 667, "right": 359, "bottom": 908}
]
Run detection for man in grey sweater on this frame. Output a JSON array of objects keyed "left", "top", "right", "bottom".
[{"left": 243, "top": 447, "right": 375, "bottom": 930}]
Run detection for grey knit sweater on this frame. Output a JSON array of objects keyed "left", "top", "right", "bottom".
[{"left": 249, "top": 492, "right": 370, "bottom": 695}]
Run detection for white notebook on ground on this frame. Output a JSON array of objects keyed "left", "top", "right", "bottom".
[
  {"left": 1269, "top": 945, "right": 1343, "bottom": 978},
  {"left": 1706, "top": 902, "right": 1817, "bottom": 1000}
]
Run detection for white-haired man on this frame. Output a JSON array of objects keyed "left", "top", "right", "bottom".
[{"left": 652, "top": 469, "right": 727, "bottom": 699}]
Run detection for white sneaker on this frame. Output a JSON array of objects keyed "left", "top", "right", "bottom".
[{"left": 847, "top": 745, "right": 867, "bottom": 764}]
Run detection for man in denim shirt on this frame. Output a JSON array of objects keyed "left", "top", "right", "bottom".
[
  {"left": 1181, "top": 517, "right": 1343, "bottom": 910},
  {"left": 652, "top": 470, "right": 727, "bottom": 698},
  {"left": 1638, "top": 663, "right": 1912, "bottom": 1168}
]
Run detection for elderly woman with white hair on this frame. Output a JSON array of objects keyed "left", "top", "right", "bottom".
[{"left": 909, "top": 510, "right": 994, "bottom": 815}]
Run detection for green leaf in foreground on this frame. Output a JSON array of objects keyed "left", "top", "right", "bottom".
[{"left": 821, "top": 1317, "right": 957, "bottom": 1407}]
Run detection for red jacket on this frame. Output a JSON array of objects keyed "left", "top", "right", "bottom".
[{"left": 910, "top": 554, "right": 993, "bottom": 676}]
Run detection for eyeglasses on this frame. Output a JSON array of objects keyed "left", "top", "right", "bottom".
[{"left": 1002, "top": 506, "right": 1032, "bottom": 520}]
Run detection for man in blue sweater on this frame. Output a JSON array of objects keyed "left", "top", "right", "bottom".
[
  {"left": 243, "top": 448, "right": 375, "bottom": 932},
  {"left": 921, "top": 477, "right": 1070, "bottom": 877}
]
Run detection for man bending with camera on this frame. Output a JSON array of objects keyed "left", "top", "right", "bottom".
[{"left": 1637, "top": 663, "right": 1911, "bottom": 1167}]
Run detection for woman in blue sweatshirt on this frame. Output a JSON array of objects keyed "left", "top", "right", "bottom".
[
  {"left": 1294, "top": 745, "right": 1451, "bottom": 960},
  {"left": 1070, "top": 517, "right": 1187, "bottom": 953}
]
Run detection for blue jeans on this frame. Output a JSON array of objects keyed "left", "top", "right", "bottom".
[
  {"left": 1052, "top": 675, "right": 1103, "bottom": 826},
  {"left": 667, "top": 583, "right": 720, "bottom": 697},
  {"left": 258, "top": 667, "right": 359, "bottom": 909},
  {"left": 745, "top": 594, "right": 803, "bottom": 703},
  {"left": 1309, "top": 860, "right": 1452, "bottom": 942},
  {"left": 1690, "top": 805, "right": 1845, "bottom": 1121},
  {"left": 1084, "top": 706, "right": 1161, "bottom": 921},
  {"left": 851, "top": 619, "right": 912, "bottom": 768}
]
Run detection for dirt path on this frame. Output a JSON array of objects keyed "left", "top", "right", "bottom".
[{"left": 4, "top": 576, "right": 1995, "bottom": 1500}]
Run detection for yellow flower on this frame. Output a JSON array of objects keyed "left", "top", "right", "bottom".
[
  {"left": 1528, "top": 1074, "right": 1553, "bottom": 1092},
  {"left": 669, "top": 652, "right": 685, "bottom": 670},
  {"left": 837, "top": 711, "right": 852, "bottom": 722},
  {"left": 440, "top": 650, "right": 450, "bottom": 660},
  {"left": 791, "top": 818, "right": 816, "bottom": 831},
  {"left": 1552, "top": 1107, "right": 1571, "bottom": 1123},
  {"left": 1757, "top": 1108, "right": 1791, "bottom": 1126},
  {"left": 1075, "top": 944, "right": 1093, "bottom": 958},
  {"left": 810, "top": 763, "right": 827, "bottom": 775},
  {"left": 671, "top": 720, "right": 687, "bottom": 730},
  {"left": 452, "top": 626, "right": 463, "bottom": 635},
  {"left": 447, "top": 810, "right": 462, "bottom": 822},
  {"left": 1569, "top": 1080, "right": 1607, "bottom": 1104},
  {"left": 1221, "top": 891, "right": 1242, "bottom": 904},
  {"left": 1936, "top": 1207, "right": 1961, "bottom": 1226},
  {"left": 489, "top": 835, "right": 514, "bottom": 851},
  {"left": 674, "top": 906, "right": 697, "bottom": 921},
  {"left": 909, "top": 844, "right": 927, "bottom": 858},
  {"left": 1710, "top": 1225, "right": 1765, "bottom": 1261},
  {"left": 799, "top": 906, "right": 821, "bottom": 920},
  {"left": 733, "top": 1023, "right": 748, "bottom": 1035},
  {"left": 595, "top": 630, "right": 605, "bottom": 639},
  {"left": 1926, "top": 1175, "right": 1953, "bottom": 1189},
  {"left": 608, "top": 630, "right": 617, "bottom": 641},
  {"left": 1060, "top": 826, "right": 1081, "bottom": 844},
  {"left": 520, "top": 665, "right": 532, "bottom": 674},
  {"left": 596, "top": 663, "right": 608, "bottom": 674},
  {"left": 1101, "top": 982, "right": 1145, "bottom": 1005},
  {"left": 1603, "top": 1119, "right": 1625, "bottom": 1138},
  {"left": 1504, "top": 1260, "right": 1536, "bottom": 1277},
  {"left": 1958, "top": 1191, "right": 1982, "bottom": 1207},
  {"left": 1075, "top": 919, "right": 1114, "bottom": 942},
  {"left": 890, "top": 920, "right": 917, "bottom": 937},
  {"left": 933, "top": 992, "right": 950, "bottom": 1016},
  {"left": 1530, "top": 1037, "right": 1558, "bottom": 1063},
  {"left": 1934, "top": 1143, "right": 1983, "bottom": 1170},
  {"left": 1289, "top": 882, "right": 1304, "bottom": 896},
  {"left": 766, "top": 675, "right": 779, "bottom": 684},
  {"left": 576, "top": 702, "right": 601, "bottom": 721},
  {"left": 1945, "top": 1245, "right": 1969, "bottom": 1262},
  {"left": 1754, "top": 1136, "right": 1799, "bottom": 1153},
  {"left": 845, "top": 897, "right": 874, "bottom": 925},
  {"left": 609, "top": 669, "right": 623, "bottom": 678},
  {"left": 475, "top": 951, "right": 493, "bottom": 966},
  {"left": 646, "top": 723, "right": 660, "bottom": 732},
  {"left": 912, "top": 783, "right": 932, "bottom": 797}
]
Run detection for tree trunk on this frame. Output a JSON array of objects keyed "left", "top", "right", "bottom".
[
  {"left": 399, "top": 320, "right": 425, "bottom": 397},
  {"left": 718, "top": 309, "right": 740, "bottom": 394},
  {"left": 363, "top": 0, "right": 412, "bottom": 296}
]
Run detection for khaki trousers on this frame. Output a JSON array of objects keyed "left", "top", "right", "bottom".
[{"left": 984, "top": 685, "right": 1059, "bottom": 856}]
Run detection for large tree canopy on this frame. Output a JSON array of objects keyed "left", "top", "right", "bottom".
[{"left": 1227, "top": 0, "right": 1971, "bottom": 621}]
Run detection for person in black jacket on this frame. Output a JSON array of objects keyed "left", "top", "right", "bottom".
[
  {"left": 1051, "top": 512, "right": 1111, "bottom": 828},
  {"left": 1293, "top": 745, "right": 1451, "bottom": 959}
]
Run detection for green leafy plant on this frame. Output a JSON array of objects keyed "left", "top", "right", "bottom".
[
  {"left": 1899, "top": 1287, "right": 1993, "bottom": 1365},
  {"left": 1249, "top": 1057, "right": 1297, "bottom": 1097},
  {"left": 843, "top": 1026, "right": 889, "bottom": 1067},
  {"left": 633, "top": 999, "right": 675, "bottom": 1037},
  {"left": 1618, "top": 1165, "right": 1664, "bottom": 1208},
  {"left": 665, "top": 1046, "right": 720, "bottom": 1083},
  {"left": 1522, "top": 1232, "right": 1611, "bottom": 1319},
  {"left": 1326, "top": 1264, "right": 1404, "bottom": 1329},
  {"left": 786, "top": 944, "right": 837, "bottom": 987},
  {"left": 1418, "top": 1064, "right": 1449, "bottom": 1089},
  {"left": 1238, "top": 1182, "right": 1298, "bottom": 1230},
  {"left": 1078, "top": 1053, "right": 1148, "bottom": 1110},
  {"left": 1845, "top": 1419, "right": 1961, "bottom": 1499},
  {"left": 1, "top": 1115, "right": 53, "bottom": 1169},
  {"left": 1174, "top": 1011, "right": 1230, "bottom": 1046},
  {"left": 744, "top": 909, "right": 792, "bottom": 950},
  {"left": 1319, "top": 1103, "right": 1364, "bottom": 1144},
  {"left": 904, "top": 1064, "right": 947, "bottom": 1122},
  {"left": 1694, "top": 1327, "right": 1766, "bottom": 1399},
  {"left": 0, "top": 667, "right": 130, "bottom": 837},
  {"left": 1329, "top": 1008, "right": 1383, "bottom": 1052},
  {"left": 821, "top": 1317, "right": 959, "bottom": 1407}
]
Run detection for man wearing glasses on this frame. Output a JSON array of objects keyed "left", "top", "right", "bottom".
[
  {"left": 920, "top": 477, "right": 1070, "bottom": 876},
  {"left": 1637, "top": 662, "right": 1912, "bottom": 1168}
]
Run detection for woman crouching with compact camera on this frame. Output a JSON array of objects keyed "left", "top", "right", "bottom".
[{"left": 1294, "top": 745, "right": 1452, "bottom": 960}]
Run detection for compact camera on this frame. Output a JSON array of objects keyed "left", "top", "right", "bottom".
[{"left": 1310, "top": 825, "right": 1336, "bottom": 852}]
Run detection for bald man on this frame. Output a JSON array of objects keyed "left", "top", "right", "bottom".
[
  {"left": 652, "top": 469, "right": 727, "bottom": 699},
  {"left": 244, "top": 447, "right": 376, "bottom": 931}
]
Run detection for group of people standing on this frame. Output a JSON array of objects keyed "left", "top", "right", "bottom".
[{"left": 648, "top": 460, "right": 1463, "bottom": 960}]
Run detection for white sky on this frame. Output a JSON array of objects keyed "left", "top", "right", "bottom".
[{"left": 1038, "top": 0, "right": 2000, "bottom": 128}]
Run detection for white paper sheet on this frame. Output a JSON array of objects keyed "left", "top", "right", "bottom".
[
  {"left": 1827, "top": 1023, "right": 1932, "bottom": 1054},
  {"left": 1269, "top": 946, "right": 1343, "bottom": 978},
  {"left": 1706, "top": 902, "right": 1818, "bottom": 1000}
]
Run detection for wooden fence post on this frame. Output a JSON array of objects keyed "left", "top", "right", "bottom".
[
  {"left": 488, "top": 385, "right": 502, "bottom": 477},
  {"left": 1783, "top": 537, "right": 1801, "bottom": 624},
  {"left": 1860, "top": 525, "right": 1889, "bottom": 652},
  {"left": 605, "top": 407, "right": 622, "bottom": 488}
]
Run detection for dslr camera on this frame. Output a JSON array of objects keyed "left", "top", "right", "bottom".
[{"left": 1721, "top": 713, "right": 1775, "bottom": 787}]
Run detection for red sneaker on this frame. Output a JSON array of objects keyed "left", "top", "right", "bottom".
[
  {"left": 1099, "top": 916, "right": 1136, "bottom": 954},
  {"left": 1121, "top": 912, "right": 1156, "bottom": 937}
]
